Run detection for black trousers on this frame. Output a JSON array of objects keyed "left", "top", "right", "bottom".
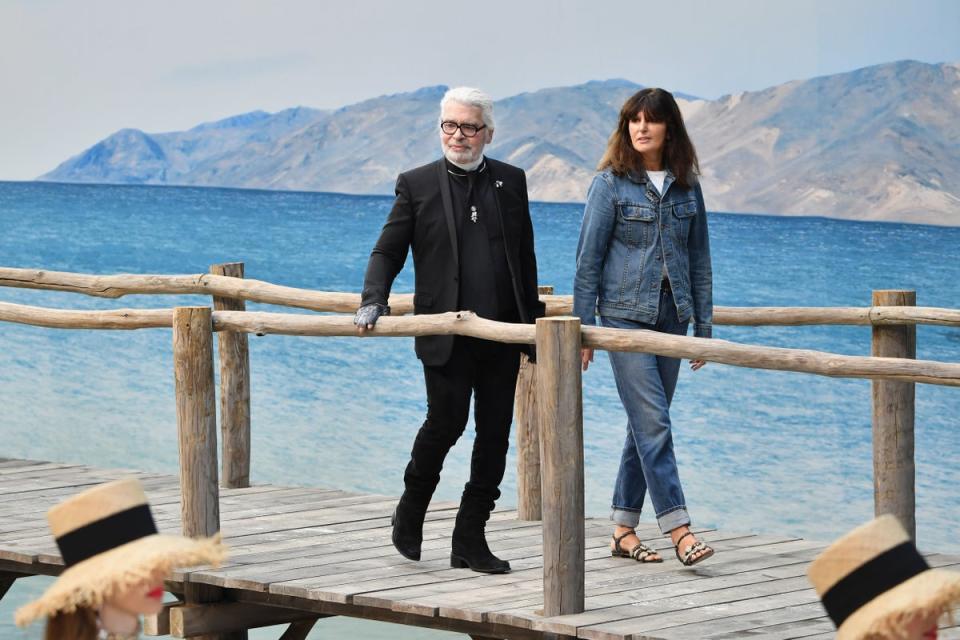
[{"left": 403, "top": 337, "right": 522, "bottom": 515}]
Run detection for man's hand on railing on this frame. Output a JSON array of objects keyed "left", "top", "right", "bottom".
[{"left": 354, "top": 303, "right": 390, "bottom": 334}]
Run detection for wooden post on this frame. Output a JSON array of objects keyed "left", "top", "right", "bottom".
[
  {"left": 872, "top": 290, "right": 916, "bottom": 538},
  {"left": 536, "top": 316, "right": 584, "bottom": 617},
  {"left": 173, "top": 306, "right": 220, "bottom": 538},
  {"left": 515, "top": 285, "right": 554, "bottom": 521},
  {"left": 210, "top": 263, "right": 251, "bottom": 489}
]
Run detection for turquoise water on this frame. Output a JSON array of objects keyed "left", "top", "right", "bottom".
[{"left": 0, "top": 181, "right": 958, "bottom": 638}]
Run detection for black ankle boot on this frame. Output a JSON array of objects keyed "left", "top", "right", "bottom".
[
  {"left": 391, "top": 494, "right": 428, "bottom": 561},
  {"left": 450, "top": 506, "right": 510, "bottom": 573}
]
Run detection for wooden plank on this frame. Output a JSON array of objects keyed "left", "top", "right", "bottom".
[
  {"left": 170, "top": 601, "right": 318, "bottom": 637},
  {"left": 577, "top": 589, "right": 822, "bottom": 640},
  {"left": 486, "top": 542, "right": 824, "bottom": 630},
  {"left": 532, "top": 575, "right": 814, "bottom": 635},
  {"left": 442, "top": 542, "right": 809, "bottom": 624},
  {"left": 659, "top": 604, "right": 832, "bottom": 639},
  {"left": 449, "top": 532, "right": 776, "bottom": 619},
  {"left": 688, "top": 615, "right": 835, "bottom": 639},
  {"left": 209, "top": 522, "right": 561, "bottom": 594}
]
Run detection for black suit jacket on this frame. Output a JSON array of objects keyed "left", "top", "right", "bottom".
[{"left": 360, "top": 157, "right": 545, "bottom": 366}]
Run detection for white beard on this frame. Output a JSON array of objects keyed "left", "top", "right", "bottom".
[{"left": 442, "top": 145, "right": 484, "bottom": 171}]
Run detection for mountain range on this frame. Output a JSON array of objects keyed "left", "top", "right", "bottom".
[{"left": 41, "top": 60, "right": 960, "bottom": 226}]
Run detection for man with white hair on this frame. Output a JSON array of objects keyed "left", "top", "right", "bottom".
[{"left": 355, "top": 87, "right": 544, "bottom": 573}]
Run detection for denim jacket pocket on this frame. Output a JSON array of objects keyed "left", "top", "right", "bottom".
[
  {"left": 670, "top": 199, "right": 698, "bottom": 246},
  {"left": 616, "top": 202, "right": 656, "bottom": 248},
  {"left": 671, "top": 200, "right": 698, "bottom": 218}
]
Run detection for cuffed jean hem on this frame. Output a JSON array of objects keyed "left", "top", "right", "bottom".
[
  {"left": 656, "top": 506, "right": 690, "bottom": 534},
  {"left": 610, "top": 507, "right": 642, "bottom": 528}
]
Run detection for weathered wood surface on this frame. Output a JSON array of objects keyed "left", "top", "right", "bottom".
[
  {"left": 173, "top": 307, "right": 220, "bottom": 538},
  {"left": 872, "top": 290, "right": 917, "bottom": 539},
  {"left": 210, "top": 263, "right": 252, "bottom": 489},
  {"left": 536, "top": 317, "right": 585, "bottom": 616},
  {"left": 5, "top": 266, "right": 960, "bottom": 326},
  {"left": 3, "top": 459, "right": 959, "bottom": 639}
]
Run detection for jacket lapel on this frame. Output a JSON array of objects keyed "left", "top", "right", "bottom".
[
  {"left": 435, "top": 159, "right": 459, "bottom": 268},
  {"left": 486, "top": 161, "right": 530, "bottom": 324}
]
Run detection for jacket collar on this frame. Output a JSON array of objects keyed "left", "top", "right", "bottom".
[{"left": 626, "top": 167, "right": 675, "bottom": 201}]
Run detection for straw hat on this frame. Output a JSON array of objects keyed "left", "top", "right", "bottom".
[
  {"left": 15, "top": 478, "right": 227, "bottom": 627},
  {"left": 808, "top": 514, "right": 960, "bottom": 639}
]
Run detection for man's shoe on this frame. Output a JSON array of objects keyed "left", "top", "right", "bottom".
[
  {"left": 391, "top": 498, "right": 426, "bottom": 561},
  {"left": 450, "top": 533, "right": 511, "bottom": 573}
]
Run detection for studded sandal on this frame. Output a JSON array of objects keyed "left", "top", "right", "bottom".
[
  {"left": 674, "top": 531, "right": 714, "bottom": 566},
  {"left": 610, "top": 530, "right": 663, "bottom": 563}
]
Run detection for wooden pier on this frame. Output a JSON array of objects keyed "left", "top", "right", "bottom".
[
  {"left": 4, "top": 458, "right": 958, "bottom": 639},
  {"left": 2, "top": 266, "right": 960, "bottom": 638}
]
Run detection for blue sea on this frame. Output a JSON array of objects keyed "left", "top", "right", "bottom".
[{"left": 1, "top": 181, "right": 958, "bottom": 638}]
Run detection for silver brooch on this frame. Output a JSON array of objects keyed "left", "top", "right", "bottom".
[{"left": 495, "top": 180, "right": 503, "bottom": 188}]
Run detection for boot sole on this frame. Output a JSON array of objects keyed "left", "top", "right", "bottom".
[{"left": 450, "top": 553, "right": 511, "bottom": 574}]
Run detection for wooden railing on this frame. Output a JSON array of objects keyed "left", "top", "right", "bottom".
[{"left": 1, "top": 264, "right": 958, "bottom": 620}]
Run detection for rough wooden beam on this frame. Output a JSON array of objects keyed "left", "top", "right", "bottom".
[
  {"left": 3, "top": 266, "right": 960, "bottom": 325},
  {"left": 169, "top": 602, "right": 321, "bottom": 638},
  {"left": 143, "top": 600, "right": 180, "bottom": 636},
  {"left": 0, "top": 571, "right": 18, "bottom": 602},
  {"left": 181, "top": 583, "right": 245, "bottom": 640},
  {"left": 235, "top": 590, "right": 546, "bottom": 640},
  {"left": 2, "top": 302, "right": 959, "bottom": 387},
  {"left": 278, "top": 619, "right": 323, "bottom": 640}
]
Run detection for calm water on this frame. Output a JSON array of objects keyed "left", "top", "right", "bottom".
[{"left": 1, "top": 181, "right": 958, "bottom": 638}]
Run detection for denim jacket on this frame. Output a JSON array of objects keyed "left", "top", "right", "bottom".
[{"left": 573, "top": 169, "right": 713, "bottom": 338}]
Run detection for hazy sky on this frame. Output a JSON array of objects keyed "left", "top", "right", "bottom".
[{"left": 1, "top": 0, "right": 958, "bottom": 180}]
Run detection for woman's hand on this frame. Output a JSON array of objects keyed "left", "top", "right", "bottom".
[
  {"left": 581, "top": 347, "right": 594, "bottom": 371},
  {"left": 690, "top": 360, "right": 706, "bottom": 371}
]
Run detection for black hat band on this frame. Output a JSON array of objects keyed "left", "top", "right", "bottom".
[
  {"left": 821, "top": 541, "right": 929, "bottom": 627},
  {"left": 55, "top": 504, "right": 158, "bottom": 567}
]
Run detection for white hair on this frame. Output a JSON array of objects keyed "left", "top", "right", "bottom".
[{"left": 440, "top": 87, "right": 495, "bottom": 130}]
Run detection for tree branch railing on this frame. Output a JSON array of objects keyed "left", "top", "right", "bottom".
[
  {"left": 2, "top": 265, "right": 957, "bottom": 620},
  {"left": 3, "top": 267, "right": 960, "bottom": 326},
  {"left": 1, "top": 302, "right": 958, "bottom": 387}
]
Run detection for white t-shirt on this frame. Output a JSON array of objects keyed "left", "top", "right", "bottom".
[
  {"left": 647, "top": 170, "right": 667, "bottom": 195},
  {"left": 646, "top": 170, "right": 669, "bottom": 282}
]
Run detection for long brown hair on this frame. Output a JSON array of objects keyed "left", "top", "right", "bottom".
[
  {"left": 598, "top": 88, "right": 700, "bottom": 189},
  {"left": 45, "top": 608, "right": 99, "bottom": 640}
]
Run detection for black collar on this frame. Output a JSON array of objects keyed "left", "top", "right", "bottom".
[{"left": 445, "top": 158, "right": 487, "bottom": 177}]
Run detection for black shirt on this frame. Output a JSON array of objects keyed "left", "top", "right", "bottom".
[{"left": 445, "top": 158, "right": 518, "bottom": 323}]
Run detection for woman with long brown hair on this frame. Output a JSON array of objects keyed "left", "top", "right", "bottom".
[{"left": 574, "top": 88, "right": 714, "bottom": 566}]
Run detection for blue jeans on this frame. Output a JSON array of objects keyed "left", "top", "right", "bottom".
[{"left": 601, "top": 288, "right": 691, "bottom": 534}]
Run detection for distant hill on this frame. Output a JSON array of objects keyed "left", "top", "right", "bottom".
[{"left": 41, "top": 60, "right": 960, "bottom": 225}]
